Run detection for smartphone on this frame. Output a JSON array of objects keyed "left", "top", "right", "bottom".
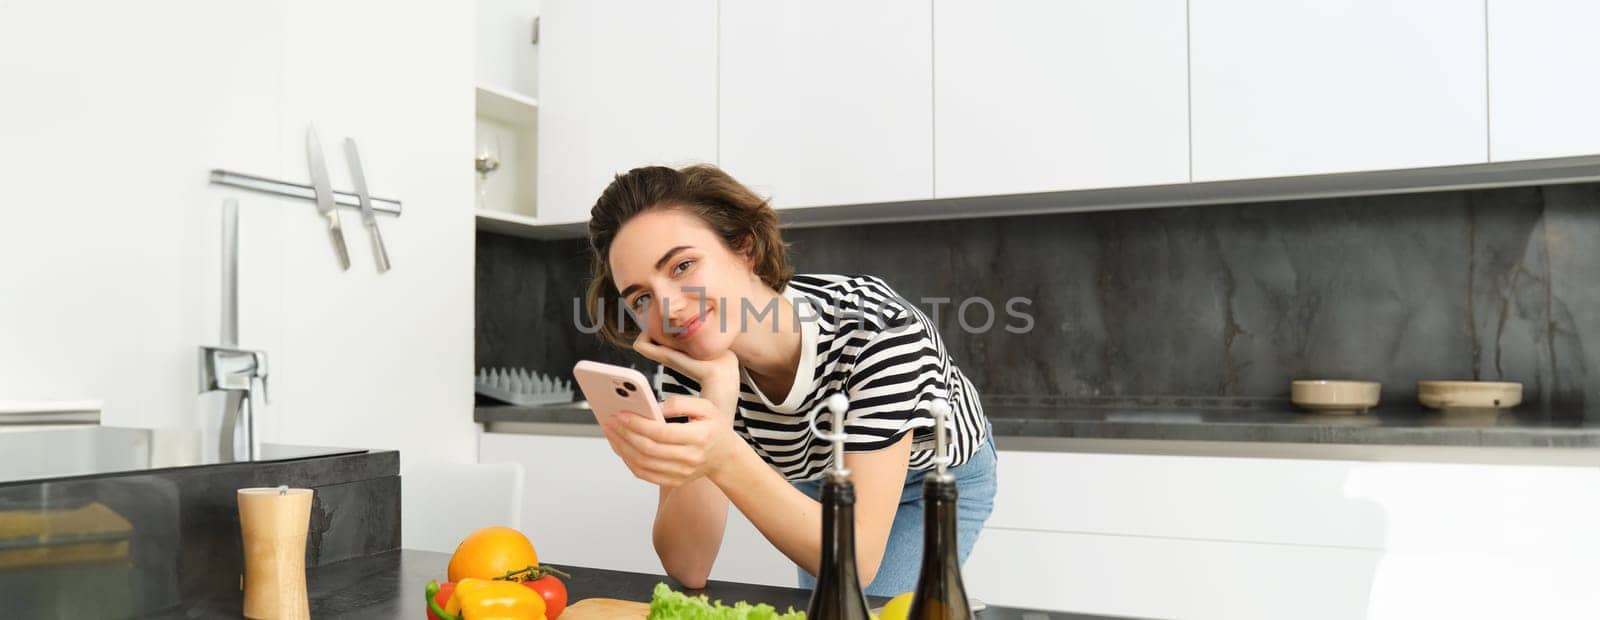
[{"left": 572, "top": 360, "right": 665, "bottom": 424}]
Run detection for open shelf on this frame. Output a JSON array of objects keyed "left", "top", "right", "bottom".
[
  {"left": 474, "top": 83, "right": 540, "bottom": 231},
  {"left": 475, "top": 84, "right": 538, "bottom": 128}
]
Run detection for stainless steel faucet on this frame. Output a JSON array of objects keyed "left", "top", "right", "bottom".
[
  {"left": 199, "top": 199, "right": 270, "bottom": 461},
  {"left": 199, "top": 345, "right": 268, "bottom": 461}
]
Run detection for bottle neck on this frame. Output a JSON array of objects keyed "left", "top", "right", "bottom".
[
  {"left": 817, "top": 474, "right": 863, "bottom": 586},
  {"left": 920, "top": 475, "right": 962, "bottom": 572},
  {"left": 910, "top": 474, "right": 971, "bottom": 618},
  {"left": 808, "top": 473, "right": 871, "bottom": 618}
]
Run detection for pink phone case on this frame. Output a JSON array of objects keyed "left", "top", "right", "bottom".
[{"left": 572, "top": 361, "right": 665, "bottom": 423}]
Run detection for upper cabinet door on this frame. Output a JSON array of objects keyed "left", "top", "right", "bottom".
[
  {"left": 538, "top": 0, "right": 718, "bottom": 224},
  {"left": 720, "top": 1, "right": 933, "bottom": 209},
  {"left": 1190, "top": 0, "right": 1487, "bottom": 182},
  {"left": 934, "top": 0, "right": 1189, "bottom": 198},
  {"left": 1488, "top": 1, "right": 1600, "bottom": 162}
]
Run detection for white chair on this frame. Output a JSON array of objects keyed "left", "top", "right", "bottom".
[{"left": 401, "top": 461, "right": 525, "bottom": 553}]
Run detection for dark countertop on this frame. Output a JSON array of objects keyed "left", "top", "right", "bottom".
[
  {"left": 0, "top": 426, "right": 369, "bottom": 486},
  {"left": 4, "top": 449, "right": 401, "bottom": 618},
  {"left": 983, "top": 405, "right": 1600, "bottom": 448},
  {"left": 475, "top": 397, "right": 1600, "bottom": 449},
  {"left": 154, "top": 549, "right": 1126, "bottom": 619}
]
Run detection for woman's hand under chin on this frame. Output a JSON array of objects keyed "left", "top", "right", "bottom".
[{"left": 633, "top": 332, "right": 741, "bottom": 409}]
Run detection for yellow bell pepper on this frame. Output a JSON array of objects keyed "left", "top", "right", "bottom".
[{"left": 427, "top": 578, "right": 546, "bottom": 620}]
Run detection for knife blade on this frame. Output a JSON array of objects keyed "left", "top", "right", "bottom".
[
  {"left": 343, "top": 137, "right": 391, "bottom": 272},
  {"left": 305, "top": 125, "right": 351, "bottom": 271}
]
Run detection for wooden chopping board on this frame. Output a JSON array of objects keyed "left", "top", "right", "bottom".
[{"left": 561, "top": 598, "right": 652, "bottom": 620}]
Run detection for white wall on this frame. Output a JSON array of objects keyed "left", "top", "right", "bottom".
[
  {"left": 0, "top": 0, "right": 281, "bottom": 434},
  {"left": 0, "top": 1, "right": 477, "bottom": 466}
]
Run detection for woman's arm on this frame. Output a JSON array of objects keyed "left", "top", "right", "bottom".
[
  {"left": 605, "top": 335, "right": 747, "bottom": 587},
  {"left": 652, "top": 478, "right": 728, "bottom": 588},
  {"left": 607, "top": 405, "right": 913, "bottom": 586},
  {"left": 711, "top": 429, "right": 913, "bottom": 583},
  {"left": 600, "top": 415, "right": 730, "bottom": 588}
]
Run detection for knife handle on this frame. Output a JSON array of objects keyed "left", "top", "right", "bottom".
[
  {"left": 369, "top": 224, "right": 391, "bottom": 273},
  {"left": 328, "top": 225, "right": 351, "bottom": 271}
]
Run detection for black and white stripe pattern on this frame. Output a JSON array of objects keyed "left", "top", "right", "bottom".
[{"left": 660, "top": 274, "right": 988, "bottom": 481}]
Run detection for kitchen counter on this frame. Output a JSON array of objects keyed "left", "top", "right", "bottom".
[
  {"left": 476, "top": 398, "right": 1600, "bottom": 447},
  {"left": 2, "top": 448, "right": 401, "bottom": 617},
  {"left": 153, "top": 548, "right": 1124, "bottom": 619},
  {"left": 477, "top": 398, "right": 1600, "bottom": 464}
]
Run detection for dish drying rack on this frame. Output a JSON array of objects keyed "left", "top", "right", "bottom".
[{"left": 475, "top": 367, "right": 574, "bottom": 406}]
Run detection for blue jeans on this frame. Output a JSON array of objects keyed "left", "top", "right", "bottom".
[{"left": 791, "top": 434, "right": 999, "bottom": 597}]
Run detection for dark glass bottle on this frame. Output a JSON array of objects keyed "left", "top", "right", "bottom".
[
  {"left": 806, "top": 472, "right": 873, "bottom": 619},
  {"left": 911, "top": 399, "right": 972, "bottom": 619},
  {"left": 907, "top": 472, "right": 972, "bottom": 619}
]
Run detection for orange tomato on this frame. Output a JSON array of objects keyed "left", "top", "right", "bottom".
[{"left": 447, "top": 526, "right": 539, "bottom": 582}]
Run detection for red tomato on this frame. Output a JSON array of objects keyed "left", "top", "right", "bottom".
[
  {"left": 426, "top": 581, "right": 456, "bottom": 620},
  {"left": 523, "top": 575, "right": 568, "bottom": 619}
]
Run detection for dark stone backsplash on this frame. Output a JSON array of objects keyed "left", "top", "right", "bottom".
[
  {"left": 476, "top": 183, "right": 1600, "bottom": 416},
  {"left": 475, "top": 231, "right": 638, "bottom": 377}
]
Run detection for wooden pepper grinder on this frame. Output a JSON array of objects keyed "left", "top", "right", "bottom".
[{"left": 238, "top": 486, "right": 313, "bottom": 619}]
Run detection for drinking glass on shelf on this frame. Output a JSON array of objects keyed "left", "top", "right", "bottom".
[{"left": 475, "top": 128, "right": 502, "bottom": 210}]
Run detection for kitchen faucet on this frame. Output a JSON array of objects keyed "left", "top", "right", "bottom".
[
  {"left": 198, "top": 198, "right": 269, "bottom": 461},
  {"left": 199, "top": 345, "right": 268, "bottom": 461}
]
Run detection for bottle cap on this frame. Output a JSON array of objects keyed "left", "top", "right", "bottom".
[
  {"left": 930, "top": 399, "right": 954, "bottom": 479},
  {"left": 809, "top": 393, "right": 852, "bottom": 478}
]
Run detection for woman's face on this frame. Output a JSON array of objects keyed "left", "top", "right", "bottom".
[{"left": 608, "top": 208, "right": 757, "bottom": 360}]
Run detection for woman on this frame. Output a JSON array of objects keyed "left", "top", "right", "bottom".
[{"left": 583, "top": 164, "right": 996, "bottom": 597}]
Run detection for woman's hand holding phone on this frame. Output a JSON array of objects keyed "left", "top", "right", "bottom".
[
  {"left": 600, "top": 395, "right": 740, "bottom": 489},
  {"left": 607, "top": 334, "right": 748, "bottom": 489}
]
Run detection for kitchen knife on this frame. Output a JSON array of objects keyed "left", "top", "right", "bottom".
[
  {"left": 305, "top": 125, "right": 351, "bottom": 271},
  {"left": 342, "top": 137, "right": 391, "bottom": 272}
]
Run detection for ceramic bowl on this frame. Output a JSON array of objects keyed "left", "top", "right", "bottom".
[
  {"left": 1291, "top": 380, "right": 1381, "bottom": 414},
  {"left": 1417, "top": 380, "right": 1522, "bottom": 410}
]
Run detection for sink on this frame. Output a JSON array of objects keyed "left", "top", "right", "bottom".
[{"left": 0, "top": 426, "right": 150, "bottom": 485}]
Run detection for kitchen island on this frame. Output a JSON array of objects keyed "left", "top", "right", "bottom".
[
  {"left": 0, "top": 446, "right": 400, "bottom": 617},
  {"left": 477, "top": 403, "right": 1600, "bottom": 617},
  {"left": 151, "top": 549, "right": 1123, "bottom": 619}
]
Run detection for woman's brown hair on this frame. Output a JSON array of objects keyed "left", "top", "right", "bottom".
[{"left": 584, "top": 164, "right": 792, "bottom": 348}]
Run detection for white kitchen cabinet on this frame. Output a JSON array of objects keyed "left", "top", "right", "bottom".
[
  {"left": 986, "top": 450, "right": 1600, "bottom": 555},
  {"left": 1190, "top": 0, "right": 1488, "bottom": 181},
  {"left": 476, "top": 0, "right": 541, "bottom": 99},
  {"left": 537, "top": 0, "right": 718, "bottom": 224},
  {"left": 1488, "top": 0, "right": 1600, "bottom": 161},
  {"left": 479, "top": 431, "right": 795, "bottom": 587},
  {"left": 969, "top": 448, "right": 1600, "bottom": 618},
  {"left": 479, "top": 432, "right": 661, "bottom": 574},
  {"left": 965, "top": 527, "right": 1594, "bottom": 620},
  {"left": 933, "top": 0, "right": 1189, "bottom": 198},
  {"left": 965, "top": 528, "right": 1384, "bottom": 619},
  {"left": 719, "top": 0, "right": 933, "bottom": 208}
]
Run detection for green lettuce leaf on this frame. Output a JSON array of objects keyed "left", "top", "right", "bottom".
[{"left": 647, "top": 582, "right": 806, "bottom": 620}]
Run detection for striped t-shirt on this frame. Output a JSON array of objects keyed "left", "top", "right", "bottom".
[{"left": 659, "top": 273, "right": 988, "bottom": 481}]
